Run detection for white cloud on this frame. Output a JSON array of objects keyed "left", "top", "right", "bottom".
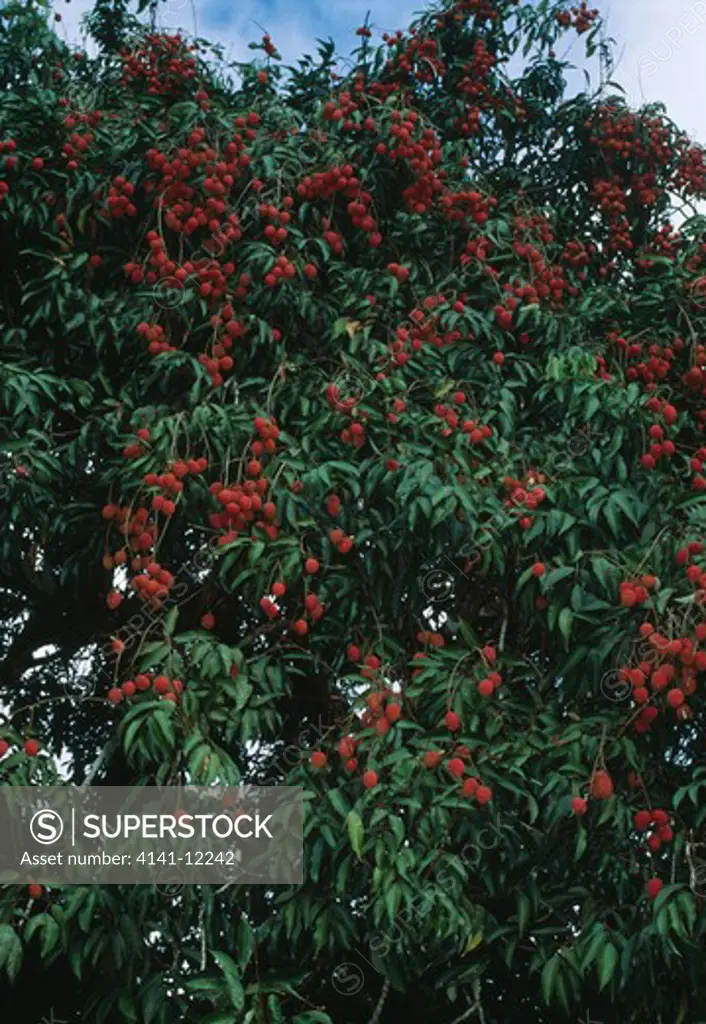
[{"left": 53, "top": 0, "right": 421, "bottom": 73}]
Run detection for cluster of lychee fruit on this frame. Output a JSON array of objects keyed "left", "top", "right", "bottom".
[
  {"left": 0, "top": 737, "right": 41, "bottom": 758},
  {"left": 108, "top": 672, "right": 183, "bottom": 704}
]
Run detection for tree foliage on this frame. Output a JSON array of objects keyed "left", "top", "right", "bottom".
[{"left": 2, "top": 0, "right": 706, "bottom": 1020}]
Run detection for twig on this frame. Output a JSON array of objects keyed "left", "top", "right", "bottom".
[
  {"left": 498, "top": 613, "right": 508, "bottom": 654},
  {"left": 81, "top": 744, "right": 110, "bottom": 787},
  {"left": 474, "top": 978, "right": 486, "bottom": 1024},
  {"left": 449, "top": 1003, "right": 477, "bottom": 1024},
  {"left": 199, "top": 897, "right": 207, "bottom": 971},
  {"left": 448, "top": 977, "right": 485, "bottom": 1024},
  {"left": 369, "top": 978, "right": 390, "bottom": 1024}
]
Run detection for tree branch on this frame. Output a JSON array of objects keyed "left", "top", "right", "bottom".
[{"left": 369, "top": 978, "right": 390, "bottom": 1024}]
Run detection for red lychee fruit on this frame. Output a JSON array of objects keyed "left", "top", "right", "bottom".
[
  {"left": 591, "top": 770, "right": 614, "bottom": 799},
  {"left": 646, "top": 877, "right": 663, "bottom": 900}
]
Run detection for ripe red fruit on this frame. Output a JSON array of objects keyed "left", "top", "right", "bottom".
[
  {"left": 444, "top": 710, "right": 461, "bottom": 732},
  {"left": 293, "top": 619, "right": 308, "bottom": 635},
  {"left": 647, "top": 833, "right": 661, "bottom": 853},
  {"left": 121, "top": 681, "right": 136, "bottom": 698},
  {"left": 495, "top": 307, "right": 513, "bottom": 330},
  {"left": 667, "top": 687, "right": 685, "bottom": 708},
  {"left": 423, "top": 750, "right": 442, "bottom": 769},
  {"left": 24, "top": 739, "right": 40, "bottom": 757},
  {"left": 461, "top": 777, "right": 479, "bottom": 797},
  {"left": 385, "top": 703, "right": 402, "bottom": 723},
  {"left": 476, "top": 785, "right": 492, "bottom": 805},
  {"left": 153, "top": 676, "right": 169, "bottom": 695},
  {"left": 492, "top": 351, "right": 505, "bottom": 365},
  {"left": 477, "top": 678, "right": 494, "bottom": 697},
  {"left": 633, "top": 810, "right": 651, "bottom": 831},
  {"left": 337, "top": 736, "right": 356, "bottom": 759},
  {"left": 571, "top": 796, "right": 587, "bottom": 815},
  {"left": 591, "top": 770, "right": 614, "bottom": 799},
  {"left": 651, "top": 666, "right": 671, "bottom": 690},
  {"left": 647, "top": 877, "right": 663, "bottom": 900},
  {"left": 272, "top": 581, "right": 286, "bottom": 597},
  {"left": 652, "top": 809, "right": 668, "bottom": 825},
  {"left": 532, "top": 562, "right": 545, "bottom": 577},
  {"left": 447, "top": 757, "right": 465, "bottom": 778},
  {"left": 201, "top": 612, "right": 215, "bottom": 630},
  {"left": 347, "top": 643, "right": 360, "bottom": 662},
  {"left": 0, "top": 739, "right": 8, "bottom": 757},
  {"left": 310, "top": 751, "right": 327, "bottom": 769},
  {"left": 362, "top": 770, "right": 378, "bottom": 789},
  {"left": 304, "top": 557, "right": 319, "bottom": 574},
  {"left": 28, "top": 884, "right": 43, "bottom": 899}
]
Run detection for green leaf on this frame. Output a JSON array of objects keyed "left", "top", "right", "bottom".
[
  {"left": 598, "top": 942, "right": 618, "bottom": 990},
  {"left": 292, "top": 1014, "right": 334, "bottom": 1024},
  {"left": 543, "top": 566, "right": 575, "bottom": 589},
  {"left": 575, "top": 825, "right": 587, "bottom": 861},
  {"left": 558, "top": 608, "right": 573, "bottom": 646},
  {"left": 236, "top": 916, "right": 254, "bottom": 969},
  {"left": 327, "top": 789, "right": 351, "bottom": 819},
  {"left": 541, "top": 953, "right": 561, "bottom": 1004},
  {"left": 164, "top": 605, "right": 179, "bottom": 636},
  {"left": 0, "top": 924, "right": 22, "bottom": 981},
  {"left": 346, "top": 810, "right": 364, "bottom": 861},
  {"left": 234, "top": 677, "right": 253, "bottom": 711},
  {"left": 248, "top": 541, "right": 266, "bottom": 565},
  {"left": 212, "top": 950, "right": 245, "bottom": 1011},
  {"left": 40, "top": 915, "right": 60, "bottom": 958}
]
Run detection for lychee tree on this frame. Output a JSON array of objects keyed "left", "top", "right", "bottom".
[{"left": 2, "top": 0, "right": 706, "bottom": 1021}]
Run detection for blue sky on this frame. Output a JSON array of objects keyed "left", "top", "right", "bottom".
[
  {"left": 174, "top": 0, "right": 422, "bottom": 67},
  {"left": 55, "top": 0, "right": 706, "bottom": 146}
]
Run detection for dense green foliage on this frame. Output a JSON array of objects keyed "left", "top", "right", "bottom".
[{"left": 2, "top": 0, "right": 706, "bottom": 1020}]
